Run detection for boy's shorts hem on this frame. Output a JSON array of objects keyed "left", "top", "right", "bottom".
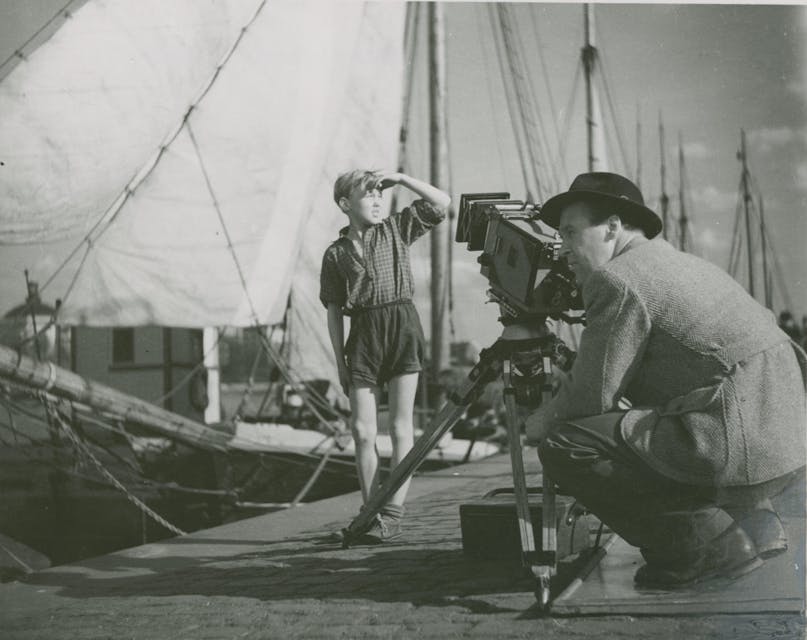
[
  {"left": 351, "top": 367, "right": 422, "bottom": 388},
  {"left": 345, "top": 301, "right": 425, "bottom": 388}
]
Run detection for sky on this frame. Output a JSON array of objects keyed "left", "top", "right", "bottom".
[
  {"left": 400, "top": 1, "right": 807, "bottom": 347},
  {"left": 1, "top": 1, "right": 805, "bottom": 351}
]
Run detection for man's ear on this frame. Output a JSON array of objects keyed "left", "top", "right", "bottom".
[
  {"left": 606, "top": 214, "right": 621, "bottom": 238},
  {"left": 338, "top": 197, "right": 350, "bottom": 214}
]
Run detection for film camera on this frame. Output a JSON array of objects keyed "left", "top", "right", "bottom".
[
  {"left": 455, "top": 192, "right": 582, "bottom": 409},
  {"left": 455, "top": 193, "right": 582, "bottom": 323}
]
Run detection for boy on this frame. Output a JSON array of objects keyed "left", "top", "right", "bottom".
[{"left": 320, "top": 170, "right": 450, "bottom": 542}]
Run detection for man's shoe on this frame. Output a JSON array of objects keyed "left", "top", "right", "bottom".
[
  {"left": 732, "top": 506, "right": 788, "bottom": 559},
  {"left": 359, "top": 514, "right": 402, "bottom": 544},
  {"left": 634, "top": 523, "right": 762, "bottom": 589}
]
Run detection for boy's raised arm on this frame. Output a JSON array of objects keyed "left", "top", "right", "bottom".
[{"left": 375, "top": 171, "right": 451, "bottom": 210}]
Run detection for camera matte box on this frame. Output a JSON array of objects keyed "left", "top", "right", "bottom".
[{"left": 459, "top": 489, "right": 591, "bottom": 562}]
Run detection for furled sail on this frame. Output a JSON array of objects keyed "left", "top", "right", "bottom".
[{"left": 0, "top": 0, "right": 405, "bottom": 334}]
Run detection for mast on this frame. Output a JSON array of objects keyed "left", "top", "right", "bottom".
[
  {"left": 635, "top": 104, "right": 642, "bottom": 190},
  {"left": 678, "top": 132, "right": 688, "bottom": 252},
  {"left": 428, "top": 2, "right": 450, "bottom": 376},
  {"left": 759, "top": 194, "right": 772, "bottom": 309},
  {"left": 658, "top": 113, "right": 669, "bottom": 240},
  {"left": 738, "top": 129, "right": 756, "bottom": 300},
  {"left": 582, "top": 4, "right": 604, "bottom": 171}
]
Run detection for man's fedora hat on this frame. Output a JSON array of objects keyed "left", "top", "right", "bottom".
[{"left": 540, "top": 172, "right": 663, "bottom": 239}]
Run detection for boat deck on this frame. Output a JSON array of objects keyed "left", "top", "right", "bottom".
[{"left": 1, "top": 451, "right": 804, "bottom": 639}]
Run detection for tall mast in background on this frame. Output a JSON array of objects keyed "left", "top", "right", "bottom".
[
  {"left": 760, "top": 194, "right": 772, "bottom": 309},
  {"left": 677, "top": 132, "right": 688, "bottom": 252},
  {"left": 635, "top": 104, "right": 642, "bottom": 190},
  {"left": 658, "top": 114, "right": 669, "bottom": 240},
  {"left": 582, "top": 4, "right": 606, "bottom": 171},
  {"left": 428, "top": 2, "right": 450, "bottom": 377},
  {"left": 738, "top": 129, "right": 756, "bottom": 300}
]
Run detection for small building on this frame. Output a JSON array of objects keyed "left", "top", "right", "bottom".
[{"left": 71, "top": 326, "right": 208, "bottom": 422}]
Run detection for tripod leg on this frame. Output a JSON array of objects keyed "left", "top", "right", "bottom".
[
  {"left": 538, "top": 470, "right": 557, "bottom": 608},
  {"left": 502, "top": 358, "right": 555, "bottom": 610},
  {"left": 501, "top": 366, "right": 539, "bottom": 565},
  {"left": 537, "top": 352, "right": 557, "bottom": 609},
  {"left": 341, "top": 346, "right": 502, "bottom": 546}
]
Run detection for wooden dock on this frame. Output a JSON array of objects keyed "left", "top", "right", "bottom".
[{"left": 1, "top": 450, "right": 804, "bottom": 639}]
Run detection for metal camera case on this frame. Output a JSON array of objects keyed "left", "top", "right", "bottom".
[{"left": 456, "top": 193, "right": 581, "bottom": 321}]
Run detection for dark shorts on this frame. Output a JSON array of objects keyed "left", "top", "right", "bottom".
[{"left": 345, "top": 300, "right": 425, "bottom": 386}]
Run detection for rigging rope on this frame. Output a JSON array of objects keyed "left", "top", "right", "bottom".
[
  {"left": 0, "top": 388, "right": 361, "bottom": 513},
  {"left": 40, "top": 394, "right": 188, "bottom": 536},
  {"left": 528, "top": 8, "right": 565, "bottom": 181},
  {"left": 476, "top": 4, "right": 510, "bottom": 187},
  {"left": 555, "top": 61, "right": 583, "bottom": 175},
  {"left": 488, "top": 5, "right": 535, "bottom": 199},
  {"left": 594, "top": 43, "right": 633, "bottom": 175},
  {"left": 495, "top": 4, "right": 550, "bottom": 201},
  {"left": 510, "top": 8, "right": 563, "bottom": 194}
]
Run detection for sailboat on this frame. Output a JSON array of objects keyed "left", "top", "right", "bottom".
[
  {"left": 728, "top": 129, "right": 795, "bottom": 316},
  {"left": 0, "top": 0, "right": 643, "bottom": 572},
  {"left": 0, "top": 1, "right": 504, "bottom": 568}
]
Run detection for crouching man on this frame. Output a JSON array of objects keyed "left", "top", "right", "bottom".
[{"left": 526, "top": 172, "right": 806, "bottom": 588}]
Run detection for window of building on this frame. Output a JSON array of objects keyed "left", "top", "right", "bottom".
[{"left": 111, "top": 328, "right": 135, "bottom": 364}]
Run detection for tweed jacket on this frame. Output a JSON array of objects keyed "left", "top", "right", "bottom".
[{"left": 539, "top": 237, "right": 806, "bottom": 487}]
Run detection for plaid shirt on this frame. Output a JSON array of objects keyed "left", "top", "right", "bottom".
[{"left": 319, "top": 199, "right": 445, "bottom": 315}]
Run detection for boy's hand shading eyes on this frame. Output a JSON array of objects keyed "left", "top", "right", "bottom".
[{"left": 372, "top": 171, "right": 402, "bottom": 191}]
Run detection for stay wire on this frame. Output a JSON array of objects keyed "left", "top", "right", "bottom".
[
  {"left": 489, "top": 4, "right": 535, "bottom": 200},
  {"left": 476, "top": 4, "right": 510, "bottom": 187},
  {"left": 529, "top": 7, "right": 564, "bottom": 169},
  {"left": 515, "top": 7, "right": 563, "bottom": 193},
  {"left": 555, "top": 61, "right": 583, "bottom": 175},
  {"left": 595, "top": 47, "right": 633, "bottom": 176},
  {"left": 496, "top": 5, "right": 550, "bottom": 200}
]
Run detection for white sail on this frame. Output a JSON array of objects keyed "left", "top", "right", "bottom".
[{"left": 0, "top": 0, "right": 405, "bottom": 333}]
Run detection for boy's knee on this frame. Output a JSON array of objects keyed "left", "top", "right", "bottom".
[{"left": 351, "top": 419, "right": 377, "bottom": 446}]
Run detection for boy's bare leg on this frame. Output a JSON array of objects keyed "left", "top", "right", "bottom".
[
  {"left": 349, "top": 383, "right": 381, "bottom": 504},
  {"left": 387, "top": 372, "right": 419, "bottom": 506}
]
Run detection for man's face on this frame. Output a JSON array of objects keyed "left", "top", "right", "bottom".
[
  {"left": 343, "top": 184, "right": 383, "bottom": 228},
  {"left": 558, "top": 202, "right": 614, "bottom": 285}
]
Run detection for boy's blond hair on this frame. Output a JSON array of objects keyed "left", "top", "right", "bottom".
[{"left": 333, "top": 169, "right": 379, "bottom": 205}]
